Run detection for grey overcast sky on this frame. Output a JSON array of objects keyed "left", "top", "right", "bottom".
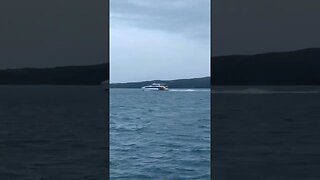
[
  {"left": 0, "top": 0, "right": 107, "bottom": 69},
  {"left": 213, "top": 0, "right": 320, "bottom": 56},
  {"left": 110, "top": 0, "right": 210, "bottom": 83}
]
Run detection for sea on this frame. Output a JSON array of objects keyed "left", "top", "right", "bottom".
[
  {"left": 213, "top": 86, "right": 320, "bottom": 180},
  {"left": 3, "top": 85, "right": 317, "bottom": 179},
  {"left": 0, "top": 85, "right": 108, "bottom": 179},
  {"left": 110, "top": 88, "right": 211, "bottom": 179}
]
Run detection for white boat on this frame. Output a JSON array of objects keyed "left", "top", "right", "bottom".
[{"left": 141, "top": 83, "right": 169, "bottom": 91}]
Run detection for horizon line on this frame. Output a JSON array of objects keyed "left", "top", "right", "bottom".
[
  {"left": 212, "top": 47, "right": 320, "bottom": 58},
  {"left": 110, "top": 76, "right": 210, "bottom": 84},
  {"left": 0, "top": 62, "right": 108, "bottom": 71}
]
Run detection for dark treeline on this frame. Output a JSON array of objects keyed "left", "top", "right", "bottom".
[
  {"left": 110, "top": 77, "right": 210, "bottom": 88},
  {"left": 3, "top": 48, "right": 318, "bottom": 86},
  {"left": 0, "top": 63, "right": 108, "bottom": 85},
  {"left": 213, "top": 48, "right": 320, "bottom": 85}
]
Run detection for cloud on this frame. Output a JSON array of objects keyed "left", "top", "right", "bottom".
[
  {"left": 213, "top": 0, "right": 320, "bottom": 56},
  {"left": 110, "top": 26, "right": 210, "bottom": 83},
  {"left": 110, "top": 0, "right": 210, "bottom": 83},
  {"left": 110, "top": 0, "right": 210, "bottom": 40}
]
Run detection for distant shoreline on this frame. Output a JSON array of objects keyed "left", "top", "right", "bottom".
[
  {"left": 2, "top": 48, "right": 320, "bottom": 86},
  {"left": 213, "top": 48, "right": 320, "bottom": 85},
  {"left": 0, "top": 63, "right": 108, "bottom": 86},
  {"left": 109, "top": 87, "right": 211, "bottom": 89},
  {"left": 110, "top": 77, "right": 210, "bottom": 88}
]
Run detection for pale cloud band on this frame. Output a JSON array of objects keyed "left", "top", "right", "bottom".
[{"left": 110, "top": 0, "right": 210, "bottom": 83}]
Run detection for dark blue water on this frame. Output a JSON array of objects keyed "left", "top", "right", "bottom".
[
  {"left": 213, "top": 86, "right": 320, "bottom": 180},
  {"left": 0, "top": 86, "right": 108, "bottom": 179},
  {"left": 110, "top": 89, "right": 210, "bottom": 179}
]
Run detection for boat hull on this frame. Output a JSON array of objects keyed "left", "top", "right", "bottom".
[{"left": 142, "top": 87, "right": 168, "bottom": 91}]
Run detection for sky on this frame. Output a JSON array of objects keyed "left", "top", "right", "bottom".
[
  {"left": 2, "top": 0, "right": 320, "bottom": 82},
  {"left": 110, "top": 0, "right": 210, "bottom": 83},
  {"left": 0, "top": 0, "right": 107, "bottom": 69},
  {"left": 213, "top": 0, "right": 320, "bottom": 56}
]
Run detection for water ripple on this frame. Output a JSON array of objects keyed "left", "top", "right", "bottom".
[{"left": 110, "top": 89, "right": 210, "bottom": 179}]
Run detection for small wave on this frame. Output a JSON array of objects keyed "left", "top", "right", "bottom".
[
  {"left": 169, "top": 89, "right": 195, "bottom": 92},
  {"left": 169, "top": 89, "right": 209, "bottom": 92}
]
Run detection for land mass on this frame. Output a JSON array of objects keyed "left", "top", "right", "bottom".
[
  {"left": 213, "top": 48, "right": 320, "bottom": 85},
  {"left": 2, "top": 48, "right": 320, "bottom": 85},
  {"left": 0, "top": 63, "right": 108, "bottom": 85},
  {"left": 110, "top": 77, "right": 210, "bottom": 88}
]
